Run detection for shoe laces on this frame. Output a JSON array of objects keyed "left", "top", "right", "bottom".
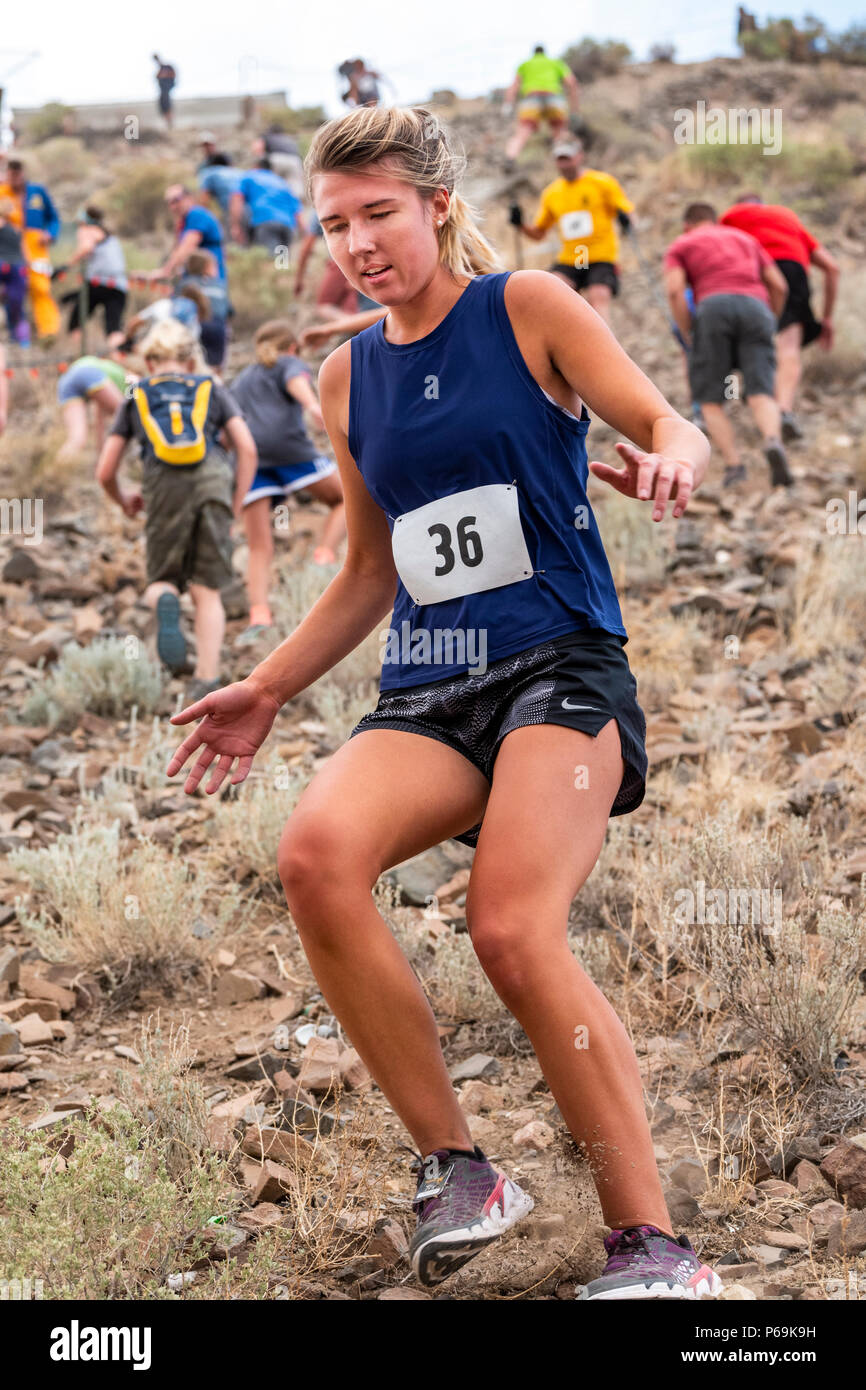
[{"left": 605, "top": 1224, "right": 661, "bottom": 1264}]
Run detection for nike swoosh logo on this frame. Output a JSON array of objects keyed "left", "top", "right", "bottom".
[{"left": 561, "top": 699, "right": 604, "bottom": 711}]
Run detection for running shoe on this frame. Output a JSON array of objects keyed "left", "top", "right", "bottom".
[
  {"left": 185, "top": 677, "right": 221, "bottom": 706},
  {"left": 155, "top": 591, "right": 188, "bottom": 674},
  {"left": 764, "top": 439, "right": 793, "bottom": 488},
  {"left": 780, "top": 410, "right": 804, "bottom": 443},
  {"left": 576, "top": 1224, "right": 723, "bottom": 1301},
  {"left": 406, "top": 1145, "right": 534, "bottom": 1287},
  {"left": 721, "top": 463, "right": 747, "bottom": 487},
  {"left": 234, "top": 623, "right": 273, "bottom": 649}
]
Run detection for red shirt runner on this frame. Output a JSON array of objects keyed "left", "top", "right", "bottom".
[
  {"left": 719, "top": 203, "right": 818, "bottom": 268},
  {"left": 664, "top": 223, "right": 774, "bottom": 306}
]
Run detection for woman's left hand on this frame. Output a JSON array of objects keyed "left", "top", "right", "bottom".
[{"left": 589, "top": 441, "right": 696, "bottom": 521}]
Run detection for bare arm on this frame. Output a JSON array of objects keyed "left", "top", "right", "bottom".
[
  {"left": 299, "top": 306, "right": 387, "bottom": 347},
  {"left": 95, "top": 434, "right": 131, "bottom": 509},
  {"left": 246, "top": 343, "right": 398, "bottom": 708},
  {"left": 503, "top": 75, "right": 520, "bottom": 105},
  {"left": 229, "top": 191, "right": 246, "bottom": 244},
  {"left": 762, "top": 260, "right": 788, "bottom": 319},
  {"left": 506, "top": 270, "right": 709, "bottom": 518},
  {"left": 563, "top": 69, "right": 581, "bottom": 111},
  {"left": 811, "top": 244, "right": 839, "bottom": 330},
  {"left": 664, "top": 264, "right": 692, "bottom": 346},
  {"left": 294, "top": 233, "right": 317, "bottom": 289},
  {"left": 286, "top": 371, "right": 325, "bottom": 430},
  {"left": 159, "top": 228, "right": 201, "bottom": 277},
  {"left": 520, "top": 223, "right": 549, "bottom": 242},
  {"left": 223, "top": 415, "right": 258, "bottom": 518},
  {"left": 517, "top": 198, "right": 554, "bottom": 242},
  {"left": 68, "top": 224, "right": 102, "bottom": 267}
]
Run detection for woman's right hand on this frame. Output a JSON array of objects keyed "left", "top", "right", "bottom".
[{"left": 166, "top": 676, "right": 281, "bottom": 795}]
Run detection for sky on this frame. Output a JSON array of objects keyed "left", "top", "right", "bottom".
[{"left": 1, "top": 0, "right": 864, "bottom": 115}]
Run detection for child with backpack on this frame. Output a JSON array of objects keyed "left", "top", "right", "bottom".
[
  {"left": 229, "top": 318, "right": 346, "bottom": 642},
  {"left": 95, "top": 320, "right": 258, "bottom": 703}
]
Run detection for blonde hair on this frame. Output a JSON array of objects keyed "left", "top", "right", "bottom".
[
  {"left": 254, "top": 318, "right": 297, "bottom": 368},
  {"left": 138, "top": 319, "right": 206, "bottom": 371},
  {"left": 305, "top": 105, "right": 503, "bottom": 280}
]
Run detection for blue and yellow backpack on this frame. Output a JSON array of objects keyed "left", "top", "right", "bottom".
[{"left": 132, "top": 374, "right": 213, "bottom": 465}]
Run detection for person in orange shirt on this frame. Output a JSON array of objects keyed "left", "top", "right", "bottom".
[{"left": 0, "top": 158, "right": 60, "bottom": 341}]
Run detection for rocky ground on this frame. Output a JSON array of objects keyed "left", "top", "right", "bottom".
[{"left": 1, "top": 56, "right": 865, "bottom": 1300}]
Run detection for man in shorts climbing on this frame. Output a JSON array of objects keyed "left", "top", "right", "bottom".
[
  {"left": 510, "top": 140, "right": 633, "bottom": 328},
  {"left": 503, "top": 45, "right": 580, "bottom": 170}
]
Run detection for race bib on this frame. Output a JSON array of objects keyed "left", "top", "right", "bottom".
[
  {"left": 391, "top": 483, "right": 534, "bottom": 606},
  {"left": 559, "top": 210, "right": 594, "bottom": 241}
]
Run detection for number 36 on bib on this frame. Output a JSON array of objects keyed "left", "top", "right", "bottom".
[{"left": 391, "top": 482, "right": 534, "bottom": 606}]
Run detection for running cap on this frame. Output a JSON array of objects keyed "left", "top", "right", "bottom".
[
  {"left": 198, "top": 131, "right": 217, "bottom": 144},
  {"left": 552, "top": 141, "right": 581, "bottom": 158}
]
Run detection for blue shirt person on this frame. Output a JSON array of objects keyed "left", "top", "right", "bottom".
[{"left": 151, "top": 185, "right": 227, "bottom": 285}]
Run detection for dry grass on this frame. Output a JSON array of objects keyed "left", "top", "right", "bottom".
[
  {"left": 20, "top": 637, "right": 165, "bottom": 730},
  {"left": 786, "top": 535, "right": 866, "bottom": 660},
  {"left": 9, "top": 813, "right": 245, "bottom": 1004}
]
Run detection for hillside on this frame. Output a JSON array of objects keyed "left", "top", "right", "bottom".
[{"left": 0, "top": 55, "right": 865, "bottom": 1303}]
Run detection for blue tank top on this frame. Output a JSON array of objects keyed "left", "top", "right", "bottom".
[{"left": 349, "top": 270, "right": 626, "bottom": 692}]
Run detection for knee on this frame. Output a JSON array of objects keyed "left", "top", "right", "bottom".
[
  {"left": 466, "top": 909, "right": 537, "bottom": 1006},
  {"left": 277, "top": 816, "right": 373, "bottom": 916}
]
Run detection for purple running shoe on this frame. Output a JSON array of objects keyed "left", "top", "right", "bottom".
[
  {"left": 406, "top": 1145, "right": 534, "bottom": 1287},
  {"left": 577, "top": 1224, "right": 723, "bottom": 1301}
]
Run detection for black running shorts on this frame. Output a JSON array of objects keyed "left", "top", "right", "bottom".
[
  {"left": 349, "top": 627, "right": 647, "bottom": 848},
  {"left": 550, "top": 261, "right": 620, "bottom": 297},
  {"left": 775, "top": 259, "right": 821, "bottom": 347}
]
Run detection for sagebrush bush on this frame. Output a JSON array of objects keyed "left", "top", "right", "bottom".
[
  {"left": 0, "top": 1108, "right": 235, "bottom": 1299},
  {"left": 10, "top": 814, "right": 243, "bottom": 1000},
  {"left": 786, "top": 535, "right": 866, "bottom": 660},
  {"left": 593, "top": 487, "right": 671, "bottom": 589},
  {"left": 24, "top": 102, "right": 74, "bottom": 142},
  {"left": 21, "top": 637, "right": 164, "bottom": 729},
  {"left": 209, "top": 766, "right": 307, "bottom": 889},
  {"left": 29, "top": 136, "right": 91, "bottom": 186},
  {"left": 678, "top": 140, "right": 853, "bottom": 195},
  {"left": 223, "top": 247, "right": 295, "bottom": 335},
  {"left": 103, "top": 161, "right": 192, "bottom": 236},
  {"left": 563, "top": 38, "right": 632, "bottom": 82},
  {"left": 634, "top": 808, "right": 866, "bottom": 1084}
]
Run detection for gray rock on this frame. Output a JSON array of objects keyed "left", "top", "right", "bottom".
[
  {"left": 387, "top": 846, "right": 462, "bottom": 906},
  {"left": 448, "top": 1053, "right": 501, "bottom": 1083},
  {"left": 749, "top": 1243, "right": 788, "bottom": 1267},
  {"left": 279, "top": 1097, "right": 335, "bottom": 1136},
  {"left": 2, "top": 549, "right": 42, "bottom": 582},
  {"left": 226, "top": 1052, "right": 292, "bottom": 1084},
  {"left": 827, "top": 1210, "right": 866, "bottom": 1260},
  {"left": 667, "top": 1158, "right": 706, "bottom": 1197},
  {"left": 663, "top": 1186, "right": 700, "bottom": 1223},
  {"left": 29, "top": 739, "right": 68, "bottom": 773},
  {"left": 0, "top": 1021, "right": 23, "bottom": 1056},
  {"left": 0, "top": 945, "right": 21, "bottom": 984}
]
